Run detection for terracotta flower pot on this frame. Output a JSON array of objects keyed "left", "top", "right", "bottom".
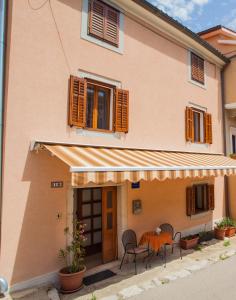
[
  {"left": 225, "top": 227, "right": 236, "bottom": 237},
  {"left": 214, "top": 228, "right": 226, "bottom": 240},
  {"left": 180, "top": 236, "right": 199, "bottom": 250},
  {"left": 59, "top": 266, "right": 86, "bottom": 293}
]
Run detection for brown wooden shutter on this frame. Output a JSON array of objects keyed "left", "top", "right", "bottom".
[
  {"left": 207, "top": 184, "right": 215, "bottom": 210},
  {"left": 104, "top": 6, "right": 119, "bottom": 46},
  {"left": 114, "top": 89, "right": 129, "bottom": 133},
  {"left": 204, "top": 113, "right": 213, "bottom": 144},
  {"left": 69, "top": 76, "right": 87, "bottom": 128},
  {"left": 191, "top": 52, "right": 205, "bottom": 84},
  {"left": 186, "top": 186, "right": 195, "bottom": 216},
  {"left": 89, "top": 0, "right": 105, "bottom": 40},
  {"left": 186, "top": 107, "right": 194, "bottom": 142}
]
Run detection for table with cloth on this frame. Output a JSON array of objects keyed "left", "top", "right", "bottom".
[{"left": 139, "top": 231, "right": 173, "bottom": 267}]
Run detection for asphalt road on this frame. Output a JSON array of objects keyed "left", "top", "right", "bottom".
[{"left": 130, "top": 255, "right": 236, "bottom": 300}]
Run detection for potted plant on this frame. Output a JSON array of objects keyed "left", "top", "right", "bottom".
[
  {"left": 224, "top": 217, "right": 236, "bottom": 237},
  {"left": 214, "top": 220, "right": 226, "bottom": 240},
  {"left": 58, "top": 222, "right": 86, "bottom": 293},
  {"left": 199, "top": 230, "right": 214, "bottom": 243},
  {"left": 180, "top": 234, "right": 199, "bottom": 250}
]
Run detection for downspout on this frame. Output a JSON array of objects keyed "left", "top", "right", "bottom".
[
  {"left": 221, "top": 62, "right": 230, "bottom": 217},
  {"left": 0, "top": 0, "right": 7, "bottom": 248}
]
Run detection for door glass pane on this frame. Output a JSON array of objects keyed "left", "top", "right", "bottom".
[
  {"left": 86, "top": 86, "right": 94, "bottom": 128},
  {"left": 107, "top": 191, "right": 113, "bottom": 209},
  {"left": 93, "top": 231, "right": 102, "bottom": 244},
  {"left": 82, "top": 189, "right": 91, "bottom": 202},
  {"left": 94, "top": 217, "right": 102, "bottom": 229},
  {"left": 97, "top": 88, "right": 110, "bottom": 130},
  {"left": 94, "top": 202, "right": 102, "bottom": 215},
  {"left": 83, "top": 218, "right": 91, "bottom": 231},
  {"left": 107, "top": 212, "right": 113, "bottom": 230},
  {"left": 82, "top": 204, "right": 91, "bottom": 217},
  {"left": 93, "top": 188, "right": 101, "bottom": 201},
  {"left": 84, "top": 233, "right": 91, "bottom": 246}
]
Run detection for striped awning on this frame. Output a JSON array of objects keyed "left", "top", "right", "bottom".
[{"left": 41, "top": 144, "right": 236, "bottom": 186}]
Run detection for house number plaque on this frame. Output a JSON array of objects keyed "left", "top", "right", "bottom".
[{"left": 51, "top": 181, "right": 63, "bottom": 188}]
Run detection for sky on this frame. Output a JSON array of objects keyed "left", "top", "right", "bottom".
[{"left": 147, "top": 0, "right": 236, "bottom": 33}]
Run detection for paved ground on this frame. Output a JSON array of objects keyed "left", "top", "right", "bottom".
[{"left": 129, "top": 254, "right": 236, "bottom": 300}]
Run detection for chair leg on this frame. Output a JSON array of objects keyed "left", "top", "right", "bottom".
[
  {"left": 164, "top": 244, "right": 167, "bottom": 268},
  {"left": 134, "top": 254, "right": 137, "bottom": 275},
  {"left": 120, "top": 252, "right": 126, "bottom": 270},
  {"left": 180, "top": 244, "right": 182, "bottom": 260},
  {"left": 172, "top": 244, "right": 174, "bottom": 254}
]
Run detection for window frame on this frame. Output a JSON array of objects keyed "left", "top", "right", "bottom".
[
  {"left": 85, "top": 78, "right": 114, "bottom": 133},
  {"left": 193, "top": 183, "right": 208, "bottom": 215},
  {"left": 188, "top": 51, "right": 206, "bottom": 89},
  {"left": 192, "top": 107, "right": 205, "bottom": 144}
]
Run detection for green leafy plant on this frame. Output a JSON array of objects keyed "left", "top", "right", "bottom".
[
  {"left": 91, "top": 294, "right": 97, "bottom": 300},
  {"left": 223, "top": 240, "right": 231, "bottom": 247},
  {"left": 194, "top": 244, "right": 203, "bottom": 251},
  {"left": 59, "top": 221, "right": 86, "bottom": 273},
  {"left": 215, "top": 220, "right": 226, "bottom": 229},
  {"left": 181, "top": 234, "right": 199, "bottom": 241}
]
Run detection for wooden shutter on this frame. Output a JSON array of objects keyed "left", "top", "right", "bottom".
[
  {"left": 186, "top": 107, "right": 194, "bottom": 142},
  {"left": 191, "top": 52, "right": 205, "bottom": 84},
  {"left": 69, "top": 76, "right": 87, "bottom": 128},
  {"left": 204, "top": 113, "right": 212, "bottom": 144},
  {"left": 89, "top": 0, "right": 119, "bottom": 47},
  {"left": 104, "top": 6, "right": 119, "bottom": 46},
  {"left": 186, "top": 186, "right": 195, "bottom": 216},
  {"left": 207, "top": 184, "right": 215, "bottom": 210},
  {"left": 89, "top": 0, "right": 105, "bottom": 39},
  {"left": 114, "top": 89, "right": 129, "bottom": 133}
]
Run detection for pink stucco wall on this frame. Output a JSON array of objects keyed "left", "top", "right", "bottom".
[{"left": 0, "top": 0, "right": 226, "bottom": 286}]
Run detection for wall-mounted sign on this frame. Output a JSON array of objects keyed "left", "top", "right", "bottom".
[
  {"left": 132, "top": 199, "right": 142, "bottom": 215},
  {"left": 131, "top": 182, "right": 140, "bottom": 189},
  {"left": 51, "top": 181, "right": 63, "bottom": 188}
]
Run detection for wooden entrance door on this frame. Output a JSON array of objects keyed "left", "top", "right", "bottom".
[{"left": 102, "top": 187, "right": 117, "bottom": 263}]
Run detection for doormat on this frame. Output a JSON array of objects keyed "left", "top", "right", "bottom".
[{"left": 83, "top": 269, "right": 116, "bottom": 286}]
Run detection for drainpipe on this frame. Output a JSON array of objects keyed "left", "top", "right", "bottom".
[
  {"left": 0, "top": 0, "right": 7, "bottom": 247},
  {"left": 221, "top": 63, "right": 230, "bottom": 217}
]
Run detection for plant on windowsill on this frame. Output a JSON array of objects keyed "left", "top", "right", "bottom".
[
  {"left": 58, "top": 221, "right": 86, "bottom": 293},
  {"left": 180, "top": 234, "right": 199, "bottom": 250},
  {"left": 214, "top": 220, "right": 226, "bottom": 240}
]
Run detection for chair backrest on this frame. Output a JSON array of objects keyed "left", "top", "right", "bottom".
[
  {"left": 160, "top": 223, "right": 174, "bottom": 238},
  {"left": 122, "top": 229, "right": 137, "bottom": 250}
]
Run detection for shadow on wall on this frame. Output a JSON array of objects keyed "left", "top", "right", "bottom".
[{"left": 10, "top": 150, "right": 70, "bottom": 285}]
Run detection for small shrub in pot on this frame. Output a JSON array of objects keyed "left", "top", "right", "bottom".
[
  {"left": 214, "top": 220, "right": 226, "bottom": 240},
  {"left": 180, "top": 234, "right": 199, "bottom": 250}
]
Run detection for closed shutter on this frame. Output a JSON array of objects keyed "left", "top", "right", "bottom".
[
  {"left": 69, "top": 76, "right": 87, "bottom": 128},
  {"left": 191, "top": 52, "right": 205, "bottom": 84},
  {"left": 114, "top": 89, "right": 129, "bottom": 133},
  {"left": 186, "top": 107, "right": 194, "bottom": 142},
  {"left": 186, "top": 187, "right": 195, "bottom": 216},
  {"left": 89, "top": 0, "right": 105, "bottom": 39},
  {"left": 204, "top": 113, "right": 213, "bottom": 144},
  {"left": 207, "top": 185, "right": 215, "bottom": 210},
  {"left": 89, "top": 0, "right": 119, "bottom": 47}
]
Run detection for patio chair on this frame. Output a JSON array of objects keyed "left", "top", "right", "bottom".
[
  {"left": 160, "top": 223, "right": 182, "bottom": 260},
  {"left": 119, "top": 229, "right": 149, "bottom": 274}
]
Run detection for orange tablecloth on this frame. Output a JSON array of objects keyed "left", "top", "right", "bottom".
[{"left": 139, "top": 231, "right": 173, "bottom": 252}]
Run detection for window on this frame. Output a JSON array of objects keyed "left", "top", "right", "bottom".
[
  {"left": 232, "top": 135, "right": 236, "bottom": 154},
  {"left": 185, "top": 107, "right": 212, "bottom": 144},
  {"left": 190, "top": 52, "right": 205, "bottom": 85},
  {"left": 186, "top": 184, "right": 214, "bottom": 216},
  {"left": 69, "top": 75, "right": 129, "bottom": 133},
  {"left": 88, "top": 0, "right": 120, "bottom": 47}
]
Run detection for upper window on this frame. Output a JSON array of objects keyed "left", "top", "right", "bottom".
[
  {"left": 186, "top": 184, "right": 214, "bottom": 216},
  {"left": 185, "top": 107, "right": 212, "bottom": 144},
  {"left": 190, "top": 52, "right": 205, "bottom": 85},
  {"left": 69, "top": 75, "right": 129, "bottom": 133},
  {"left": 88, "top": 0, "right": 120, "bottom": 47}
]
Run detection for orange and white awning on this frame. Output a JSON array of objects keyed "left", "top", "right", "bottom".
[{"left": 39, "top": 143, "right": 236, "bottom": 186}]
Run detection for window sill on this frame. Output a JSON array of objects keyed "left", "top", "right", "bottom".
[
  {"left": 75, "top": 128, "right": 125, "bottom": 139},
  {"left": 188, "top": 79, "right": 206, "bottom": 90},
  {"left": 190, "top": 210, "right": 212, "bottom": 220}
]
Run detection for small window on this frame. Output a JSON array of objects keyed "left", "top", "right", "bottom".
[
  {"left": 88, "top": 0, "right": 120, "bottom": 47},
  {"left": 193, "top": 109, "right": 205, "bottom": 143},
  {"left": 86, "top": 82, "right": 111, "bottom": 130},
  {"left": 232, "top": 135, "right": 236, "bottom": 154},
  {"left": 191, "top": 52, "right": 205, "bottom": 85},
  {"left": 186, "top": 184, "right": 214, "bottom": 216}
]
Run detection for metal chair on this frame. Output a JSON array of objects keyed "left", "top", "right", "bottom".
[
  {"left": 160, "top": 223, "right": 182, "bottom": 262},
  {"left": 119, "top": 229, "right": 149, "bottom": 274}
]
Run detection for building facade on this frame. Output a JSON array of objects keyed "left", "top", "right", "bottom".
[{"left": 0, "top": 0, "right": 235, "bottom": 291}]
